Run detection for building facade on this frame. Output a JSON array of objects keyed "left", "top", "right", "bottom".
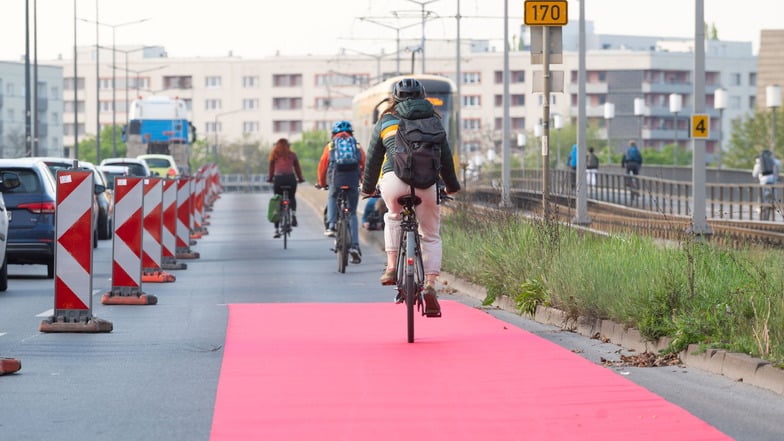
[
  {"left": 0, "top": 61, "right": 64, "bottom": 158},
  {"left": 39, "top": 28, "right": 761, "bottom": 164}
]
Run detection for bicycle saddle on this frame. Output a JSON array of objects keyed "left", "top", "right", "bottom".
[{"left": 397, "top": 194, "right": 422, "bottom": 206}]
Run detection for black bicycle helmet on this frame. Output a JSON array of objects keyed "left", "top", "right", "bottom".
[
  {"left": 331, "top": 120, "right": 353, "bottom": 134},
  {"left": 392, "top": 78, "right": 425, "bottom": 102}
]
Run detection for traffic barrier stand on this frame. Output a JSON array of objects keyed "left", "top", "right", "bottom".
[
  {"left": 176, "top": 177, "right": 200, "bottom": 259},
  {"left": 189, "top": 176, "right": 206, "bottom": 239},
  {"left": 0, "top": 357, "right": 21, "bottom": 375},
  {"left": 161, "top": 179, "right": 186, "bottom": 270},
  {"left": 193, "top": 176, "right": 209, "bottom": 234},
  {"left": 40, "top": 169, "right": 113, "bottom": 333},
  {"left": 101, "top": 177, "right": 158, "bottom": 305},
  {"left": 141, "top": 177, "right": 175, "bottom": 283}
]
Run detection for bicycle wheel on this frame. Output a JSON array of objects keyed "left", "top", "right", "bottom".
[
  {"left": 282, "top": 208, "right": 290, "bottom": 249},
  {"left": 336, "top": 218, "right": 349, "bottom": 273},
  {"left": 405, "top": 230, "right": 417, "bottom": 343}
]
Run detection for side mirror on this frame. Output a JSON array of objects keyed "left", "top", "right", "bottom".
[
  {"left": 0, "top": 172, "right": 21, "bottom": 192},
  {"left": 94, "top": 184, "right": 106, "bottom": 194}
]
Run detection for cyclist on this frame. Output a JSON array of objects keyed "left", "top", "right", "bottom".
[
  {"left": 360, "top": 77, "right": 460, "bottom": 317},
  {"left": 317, "top": 120, "right": 366, "bottom": 264},
  {"left": 267, "top": 138, "right": 305, "bottom": 238},
  {"left": 752, "top": 149, "right": 782, "bottom": 220}
]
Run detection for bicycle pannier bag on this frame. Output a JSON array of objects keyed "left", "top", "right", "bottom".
[
  {"left": 332, "top": 133, "right": 360, "bottom": 171},
  {"left": 267, "top": 194, "right": 281, "bottom": 223},
  {"left": 393, "top": 115, "right": 445, "bottom": 189}
]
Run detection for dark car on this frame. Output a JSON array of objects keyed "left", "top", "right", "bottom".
[
  {"left": 0, "top": 158, "right": 59, "bottom": 278},
  {"left": 0, "top": 171, "right": 21, "bottom": 290},
  {"left": 39, "top": 157, "right": 106, "bottom": 242}
]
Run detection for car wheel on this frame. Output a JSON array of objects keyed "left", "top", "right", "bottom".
[
  {"left": 0, "top": 258, "right": 8, "bottom": 292},
  {"left": 46, "top": 261, "right": 54, "bottom": 279}
]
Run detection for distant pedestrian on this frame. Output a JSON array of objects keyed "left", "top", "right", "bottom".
[
  {"left": 621, "top": 140, "right": 643, "bottom": 176},
  {"left": 566, "top": 143, "right": 578, "bottom": 189},
  {"left": 586, "top": 147, "right": 599, "bottom": 187}
]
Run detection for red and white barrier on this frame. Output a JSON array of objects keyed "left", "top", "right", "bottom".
[
  {"left": 161, "top": 179, "right": 186, "bottom": 270},
  {"left": 142, "top": 177, "right": 174, "bottom": 283},
  {"left": 0, "top": 357, "right": 21, "bottom": 375},
  {"left": 176, "top": 177, "right": 199, "bottom": 259},
  {"left": 102, "top": 176, "right": 157, "bottom": 305},
  {"left": 40, "top": 169, "right": 112, "bottom": 333}
]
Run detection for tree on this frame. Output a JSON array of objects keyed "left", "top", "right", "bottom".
[
  {"left": 291, "top": 130, "right": 330, "bottom": 183},
  {"left": 76, "top": 125, "right": 125, "bottom": 163},
  {"left": 722, "top": 109, "right": 784, "bottom": 169}
]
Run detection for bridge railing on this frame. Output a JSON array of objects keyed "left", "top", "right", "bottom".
[
  {"left": 477, "top": 168, "right": 784, "bottom": 222},
  {"left": 219, "top": 174, "right": 271, "bottom": 193}
]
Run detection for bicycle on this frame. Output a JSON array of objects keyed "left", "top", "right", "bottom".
[
  {"left": 625, "top": 169, "right": 639, "bottom": 205},
  {"left": 278, "top": 185, "right": 293, "bottom": 249},
  {"left": 333, "top": 185, "right": 352, "bottom": 273},
  {"left": 389, "top": 185, "right": 451, "bottom": 343}
]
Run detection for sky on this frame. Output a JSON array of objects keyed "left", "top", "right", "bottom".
[{"left": 0, "top": 0, "right": 781, "bottom": 62}]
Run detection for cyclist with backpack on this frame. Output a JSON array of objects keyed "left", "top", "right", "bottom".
[
  {"left": 317, "top": 120, "right": 366, "bottom": 263},
  {"left": 752, "top": 149, "right": 782, "bottom": 220},
  {"left": 621, "top": 140, "right": 643, "bottom": 176},
  {"left": 267, "top": 138, "right": 305, "bottom": 238},
  {"left": 360, "top": 77, "right": 460, "bottom": 317}
]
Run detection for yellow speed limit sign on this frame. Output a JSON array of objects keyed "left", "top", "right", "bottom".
[
  {"left": 691, "top": 114, "right": 710, "bottom": 138},
  {"left": 524, "top": 0, "right": 568, "bottom": 26}
]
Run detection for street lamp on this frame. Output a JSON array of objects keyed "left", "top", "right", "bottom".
[
  {"left": 80, "top": 17, "right": 151, "bottom": 157},
  {"left": 358, "top": 17, "right": 421, "bottom": 75},
  {"left": 669, "top": 93, "right": 682, "bottom": 165},
  {"left": 634, "top": 97, "right": 645, "bottom": 147},
  {"left": 714, "top": 88, "right": 727, "bottom": 169},
  {"left": 404, "top": 0, "right": 438, "bottom": 74},
  {"left": 603, "top": 102, "right": 615, "bottom": 165},
  {"left": 766, "top": 84, "right": 781, "bottom": 152},
  {"left": 517, "top": 132, "right": 526, "bottom": 173}
]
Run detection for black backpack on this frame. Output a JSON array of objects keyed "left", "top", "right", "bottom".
[
  {"left": 393, "top": 115, "right": 445, "bottom": 189},
  {"left": 761, "top": 150, "right": 775, "bottom": 175}
]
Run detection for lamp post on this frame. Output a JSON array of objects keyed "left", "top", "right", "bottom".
[
  {"left": 358, "top": 17, "right": 421, "bottom": 75},
  {"left": 341, "top": 47, "right": 392, "bottom": 83},
  {"left": 80, "top": 17, "right": 150, "bottom": 157},
  {"left": 669, "top": 93, "right": 682, "bottom": 165},
  {"left": 404, "top": 0, "right": 438, "bottom": 74},
  {"left": 634, "top": 97, "right": 645, "bottom": 148},
  {"left": 714, "top": 88, "right": 727, "bottom": 169},
  {"left": 766, "top": 84, "right": 781, "bottom": 152},
  {"left": 603, "top": 102, "right": 614, "bottom": 165},
  {"left": 517, "top": 132, "right": 526, "bottom": 175}
]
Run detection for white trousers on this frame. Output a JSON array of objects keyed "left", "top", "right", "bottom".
[{"left": 380, "top": 172, "right": 441, "bottom": 276}]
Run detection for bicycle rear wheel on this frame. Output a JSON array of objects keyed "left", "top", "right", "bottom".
[
  {"left": 405, "top": 231, "right": 416, "bottom": 343},
  {"left": 336, "top": 219, "right": 349, "bottom": 273},
  {"left": 282, "top": 208, "right": 290, "bottom": 249}
]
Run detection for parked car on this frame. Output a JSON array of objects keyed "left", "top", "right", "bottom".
[
  {"left": 80, "top": 162, "right": 114, "bottom": 240},
  {"left": 137, "top": 154, "right": 181, "bottom": 178},
  {"left": 98, "top": 164, "right": 129, "bottom": 191},
  {"left": 99, "top": 157, "right": 152, "bottom": 177},
  {"left": 0, "top": 158, "right": 59, "bottom": 278},
  {"left": 38, "top": 157, "right": 105, "bottom": 243},
  {"left": 0, "top": 171, "right": 21, "bottom": 291}
]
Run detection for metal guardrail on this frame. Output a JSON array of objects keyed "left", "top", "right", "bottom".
[
  {"left": 478, "top": 168, "right": 784, "bottom": 223},
  {"left": 219, "top": 174, "right": 272, "bottom": 193}
]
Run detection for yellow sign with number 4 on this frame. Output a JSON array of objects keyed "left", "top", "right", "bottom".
[{"left": 691, "top": 115, "right": 709, "bottom": 138}]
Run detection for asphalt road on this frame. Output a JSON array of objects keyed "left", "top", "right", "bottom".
[{"left": 1, "top": 190, "right": 783, "bottom": 440}]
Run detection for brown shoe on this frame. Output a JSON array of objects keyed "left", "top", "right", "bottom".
[
  {"left": 379, "top": 268, "right": 396, "bottom": 285},
  {"left": 423, "top": 284, "right": 441, "bottom": 317}
]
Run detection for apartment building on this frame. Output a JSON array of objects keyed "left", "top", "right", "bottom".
[
  {"left": 0, "top": 61, "right": 64, "bottom": 158},
  {"left": 37, "top": 26, "right": 762, "bottom": 162}
]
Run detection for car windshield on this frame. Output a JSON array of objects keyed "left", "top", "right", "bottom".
[
  {"left": 144, "top": 158, "right": 171, "bottom": 168},
  {"left": 3, "top": 169, "right": 42, "bottom": 194}
]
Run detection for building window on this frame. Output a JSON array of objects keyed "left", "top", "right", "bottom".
[
  {"left": 462, "top": 72, "right": 481, "bottom": 84},
  {"left": 462, "top": 95, "right": 481, "bottom": 107},
  {"left": 273, "top": 120, "right": 303, "bottom": 132},
  {"left": 494, "top": 70, "right": 525, "bottom": 83},
  {"left": 314, "top": 121, "right": 331, "bottom": 132},
  {"left": 730, "top": 73, "right": 742, "bottom": 86},
  {"left": 129, "top": 77, "right": 150, "bottom": 91},
  {"left": 242, "top": 121, "right": 260, "bottom": 133},
  {"left": 99, "top": 78, "right": 114, "bottom": 90},
  {"left": 494, "top": 94, "right": 525, "bottom": 107},
  {"left": 315, "top": 73, "right": 370, "bottom": 87},
  {"left": 99, "top": 101, "right": 114, "bottom": 113},
  {"left": 494, "top": 117, "right": 525, "bottom": 130},
  {"left": 205, "top": 121, "right": 220, "bottom": 134},
  {"left": 205, "top": 99, "right": 222, "bottom": 110},
  {"left": 242, "top": 98, "right": 259, "bottom": 110},
  {"left": 64, "top": 77, "right": 85, "bottom": 91},
  {"left": 273, "top": 97, "right": 302, "bottom": 110},
  {"left": 163, "top": 75, "right": 193, "bottom": 90},
  {"left": 64, "top": 101, "right": 86, "bottom": 113},
  {"left": 205, "top": 76, "right": 222, "bottom": 88},
  {"left": 273, "top": 74, "right": 302, "bottom": 87},
  {"left": 749, "top": 72, "right": 757, "bottom": 87},
  {"left": 242, "top": 76, "right": 259, "bottom": 88},
  {"left": 462, "top": 119, "right": 481, "bottom": 130}
]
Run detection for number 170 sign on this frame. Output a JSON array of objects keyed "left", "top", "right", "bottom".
[{"left": 524, "top": 0, "right": 568, "bottom": 26}]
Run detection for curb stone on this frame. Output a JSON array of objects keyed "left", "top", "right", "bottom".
[{"left": 299, "top": 185, "right": 784, "bottom": 396}]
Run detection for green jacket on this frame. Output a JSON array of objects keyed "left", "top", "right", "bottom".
[{"left": 361, "top": 98, "right": 460, "bottom": 194}]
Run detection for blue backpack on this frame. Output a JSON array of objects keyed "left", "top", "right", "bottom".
[
  {"left": 626, "top": 146, "right": 642, "bottom": 163},
  {"left": 332, "top": 133, "right": 360, "bottom": 171}
]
